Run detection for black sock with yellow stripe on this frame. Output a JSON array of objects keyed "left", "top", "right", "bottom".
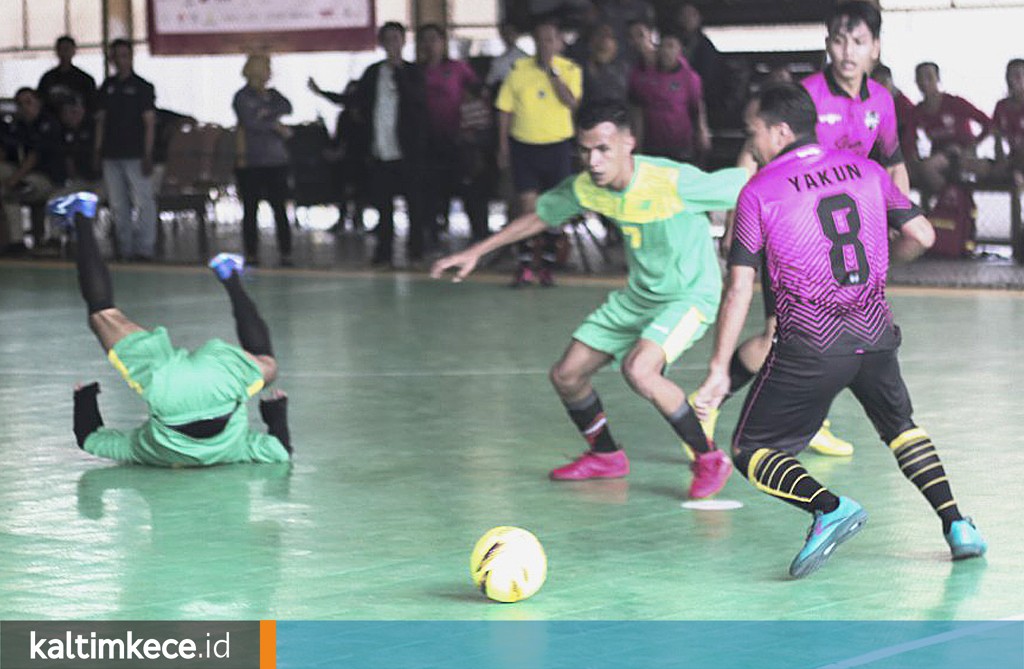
[
  {"left": 74, "top": 214, "right": 113, "bottom": 314},
  {"left": 735, "top": 448, "right": 839, "bottom": 514},
  {"left": 890, "top": 428, "right": 963, "bottom": 533}
]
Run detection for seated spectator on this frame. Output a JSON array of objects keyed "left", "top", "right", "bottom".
[
  {"left": 628, "top": 33, "right": 709, "bottom": 163},
  {"left": 992, "top": 58, "right": 1024, "bottom": 185},
  {"left": 37, "top": 35, "right": 97, "bottom": 118},
  {"left": 58, "top": 98, "right": 101, "bottom": 190},
  {"left": 0, "top": 88, "right": 62, "bottom": 254},
  {"left": 232, "top": 53, "right": 294, "bottom": 267},
  {"left": 581, "top": 24, "right": 630, "bottom": 106},
  {"left": 906, "top": 62, "right": 992, "bottom": 197},
  {"left": 871, "top": 64, "right": 916, "bottom": 161}
]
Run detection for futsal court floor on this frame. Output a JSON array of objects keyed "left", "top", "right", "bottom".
[{"left": 0, "top": 261, "right": 1021, "bottom": 623}]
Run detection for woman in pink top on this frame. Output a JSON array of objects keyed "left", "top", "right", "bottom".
[
  {"left": 907, "top": 61, "right": 992, "bottom": 195},
  {"left": 416, "top": 24, "right": 481, "bottom": 248}
]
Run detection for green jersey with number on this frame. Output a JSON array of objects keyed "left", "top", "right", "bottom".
[{"left": 536, "top": 156, "right": 748, "bottom": 307}]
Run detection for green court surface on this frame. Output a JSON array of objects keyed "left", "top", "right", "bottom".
[{"left": 0, "top": 263, "right": 1020, "bottom": 622}]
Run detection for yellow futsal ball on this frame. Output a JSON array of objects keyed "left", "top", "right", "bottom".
[{"left": 470, "top": 526, "right": 547, "bottom": 603}]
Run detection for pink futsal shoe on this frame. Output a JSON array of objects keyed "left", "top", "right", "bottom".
[
  {"left": 550, "top": 450, "right": 630, "bottom": 480},
  {"left": 688, "top": 448, "right": 733, "bottom": 499}
]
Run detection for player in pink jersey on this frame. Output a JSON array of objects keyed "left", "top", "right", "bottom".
[
  {"left": 993, "top": 59, "right": 1024, "bottom": 183},
  {"left": 716, "top": 2, "right": 905, "bottom": 458},
  {"left": 695, "top": 83, "right": 986, "bottom": 578}
]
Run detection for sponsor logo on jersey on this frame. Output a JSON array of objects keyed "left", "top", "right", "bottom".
[{"left": 818, "top": 113, "right": 843, "bottom": 125}]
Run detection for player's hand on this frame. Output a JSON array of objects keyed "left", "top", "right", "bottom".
[
  {"left": 430, "top": 251, "right": 479, "bottom": 282},
  {"left": 693, "top": 370, "right": 730, "bottom": 420}
]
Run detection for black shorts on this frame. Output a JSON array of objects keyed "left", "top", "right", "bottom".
[
  {"left": 731, "top": 341, "right": 915, "bottom": 455},
  {"left": 509, "top": 138, "right": 574, "bottom": 194}
]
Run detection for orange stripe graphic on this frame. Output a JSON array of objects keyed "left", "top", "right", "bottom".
[{"left": 260, "top": 619, "right": 276, "bottom": 669}]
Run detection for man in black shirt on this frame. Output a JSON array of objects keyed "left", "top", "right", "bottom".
[
  {"left": 0, "top": 88, "right": 63, "bottom": 253},
  {"left": 94, "top": 39, "right": 157, "bottom": 261},
  {"left": 37, "top": 36, "right": 98, "bottom": 118}
]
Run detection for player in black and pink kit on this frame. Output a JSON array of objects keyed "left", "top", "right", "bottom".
[
  {"left": 695, "top": 83, "right": 986, "bottom": 579},
  {"left": 716, "top": 2, "right": 909, "bottom": 458}
]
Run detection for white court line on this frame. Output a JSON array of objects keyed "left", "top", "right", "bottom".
[{"left": 813, "top": 615, "right": 1024, "bottom": 669}]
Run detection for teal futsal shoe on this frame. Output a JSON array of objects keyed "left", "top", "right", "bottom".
[
  {"left": 945, "top": 518, "right": 987, "bottom": 560},
  {"left": 47, "top": 191, "right": 99, "bottom": 228},
  {"left": 789, "top": 496, "right": 868, "bottom": 579},
  {"left": 209, "top": 253, "right": 246, "bottom": 281}
]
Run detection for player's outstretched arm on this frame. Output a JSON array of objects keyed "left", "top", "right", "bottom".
[
  {"left": 430, "top": 213, "right": 548, "bottom": 282},
  {"left": 891, "top": 214, "right": 935, "bottom": 262},
  {"left": 694, "top": 265, "right": 757, "bottom": 418}
]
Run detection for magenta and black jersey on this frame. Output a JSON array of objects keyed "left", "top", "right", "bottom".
[
  {"left": 730, "top": 140, "right": 922, "bottom": 356},
  {"left": 802, "top": 69, "right": 903, "bottom": 168}
]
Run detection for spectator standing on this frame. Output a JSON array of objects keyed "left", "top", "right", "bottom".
[
  {"left": 353, "top": 22, "right": 428, "bottom": 266},
  {"left": 0, "top": 88, "right": 62, "bottom": 253},
  {"left": 458, "top": 84, "right": 497, "bottom": 242},
  {"left": 906, "top": 62, "right": 992, "bottom": 195},
  {"left": 94, "top": 39, "right": 157, "bottom": 261},
  {"left": 674, "top": 3, "right": 726, "bottom": 126},
  {"left": 594, "top": 0, "right": 654, "bottom": 64},
  {"left": 628, "top": 33, "right": 709, "bottom": 163},
  {"left": 581, "top": 25, "right": 630, "bottom": 107},
  {"left": 485, "top": 22, "right": 529, "bottom": 94},
  {"left": 626, "top": 19, "right": 657, "bottom": 69},
  {"left": 495, "top": 17, "right": 582, "bottom": 287},
  {"left": 233, "top": 53, "right": 294, "bottom": 267},
  {"left": 992, "top": 59, "right": 1024, "bottom": 183},
  {"left": 37, "top": 36, "right": 97, "bottom": 118},
  {"left": 417, "top": 24, "right": 481, "bottom": 248}
]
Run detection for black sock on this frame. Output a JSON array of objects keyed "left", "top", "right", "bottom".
[
  {"left": 735, "top": 447, "right": 840, "bottom": 514},
  {"left": 727, "top": 350, "right": 757, "bottom": 397},
  {"left": 564, "top": 391, "right": 618, "bottom": 453},
  {"left": 74, "top": 214, "right": 114, "bottom": 314},
  {"left": 540, "top": 231, "right": 559, "bottom": 267},
  {"left": 260, "top": 396, "right": 291, "bottom": 454},
  {"left": 890, "top": 428, "right": 963, "bottom": 534},
  {"left": 666, "top": 400, "right": 712, "bottom": 454},
  {"left": 222, "top": 273, "right": 273, "bottom": 356},
  {"left": 73, "top": 382, "right": 104, "bottom": 449}
]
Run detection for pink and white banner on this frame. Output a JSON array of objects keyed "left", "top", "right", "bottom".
[{"left": 147, "top": 0, "right": 377, "bottom": 55}]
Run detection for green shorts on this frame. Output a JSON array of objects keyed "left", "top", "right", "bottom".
[{"left": 572, "top": 289, "right": 713, "bottom": 365}]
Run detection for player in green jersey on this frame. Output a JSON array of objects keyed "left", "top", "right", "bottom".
[
  {"left": 49, "top": 192, "right": 291, "bottom": 467},
  {"left": 432, "top": 101, "right": 750, "bottom": 498}
]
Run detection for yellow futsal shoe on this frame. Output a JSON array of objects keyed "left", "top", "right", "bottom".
[
  {"left": 808, "top": 420, "right": 854, "bottom": 457},
  {"left": 682, "top": 397, "right": 720, "bottom": 461}
]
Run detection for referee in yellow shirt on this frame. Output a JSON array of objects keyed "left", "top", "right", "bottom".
[{"left": 496, "top": 16, "right": 582, "bottom": 287}]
